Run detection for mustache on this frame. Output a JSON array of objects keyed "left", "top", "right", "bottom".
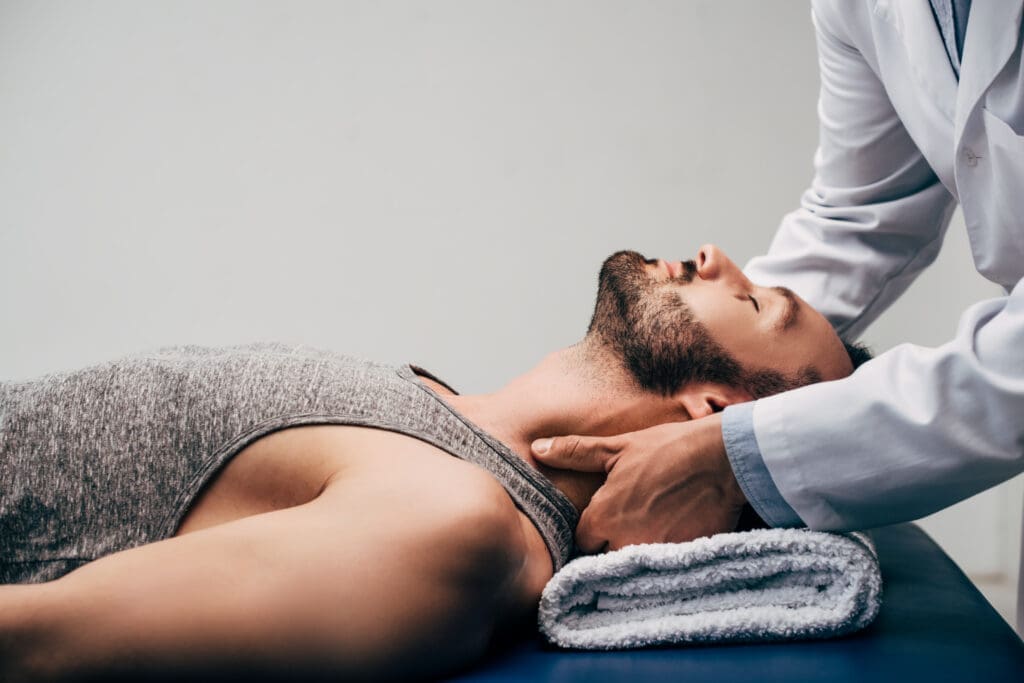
[
  {"left": 601, "top": 250, "right": 698, "bottom": 284},
  {"left": 677, "top": 259, "right": 697, "bottom": 282}
]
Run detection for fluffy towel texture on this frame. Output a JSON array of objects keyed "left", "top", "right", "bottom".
[{"left": 538, "top": 528, "right": 882, "bottom": 649}]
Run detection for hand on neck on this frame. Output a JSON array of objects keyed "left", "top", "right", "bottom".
[{"left": 441, "top": 340, "right": 704, "bottom": 512}]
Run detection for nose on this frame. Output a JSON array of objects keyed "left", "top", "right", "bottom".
[{"left": 696, "top": 244, "right": 748, "bottom": 285}]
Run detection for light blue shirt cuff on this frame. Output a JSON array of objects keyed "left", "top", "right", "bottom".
[{"left": 721, "top": 401, "right": 804, "bottom": 528}]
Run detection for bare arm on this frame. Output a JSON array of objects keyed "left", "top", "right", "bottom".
[{"left": 3, "top": 469, "right": 529, "bottom": 681}]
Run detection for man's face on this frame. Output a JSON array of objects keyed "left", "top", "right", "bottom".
[{"left": 586, "top": 246, "right": 851, "bottom": 397}]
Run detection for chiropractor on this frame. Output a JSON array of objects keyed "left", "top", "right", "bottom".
[{"left": 531, "top": 0, "right": 1024, "bottom": 631}]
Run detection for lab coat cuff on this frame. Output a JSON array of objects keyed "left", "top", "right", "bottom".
[{"left": 722, "top": 402, "right": 804, "bottom": 528}]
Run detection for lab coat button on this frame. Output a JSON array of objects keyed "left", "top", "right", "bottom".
[{"left": 963, "top": 147, "right": 980, "bottom": 167}]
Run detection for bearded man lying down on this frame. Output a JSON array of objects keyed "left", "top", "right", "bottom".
[{"left": 0, "top": 245, "right": 866, "bottom": 681}]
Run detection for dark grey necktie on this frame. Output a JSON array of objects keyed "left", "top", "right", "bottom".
[{"left": 929, "top": 0, "right": 973, "bottom": 78}]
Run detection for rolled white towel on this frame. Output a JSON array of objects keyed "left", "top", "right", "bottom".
[{"left": 538, "top": 528, "right": 882, "bottom": 649}]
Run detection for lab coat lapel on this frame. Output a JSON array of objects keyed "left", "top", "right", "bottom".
[
  {"left": 954, "top": 0, "right": 1024, "bottom": 140},
  {"left": 876, "top": 0, "right": 959, "bottom": 122}
]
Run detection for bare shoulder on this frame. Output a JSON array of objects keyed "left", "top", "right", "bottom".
[
  {"left": 318, "top": 427, "right": 535, "bottom": 572},
  {"left": 315, "top": 428, "right": 553, "bottom": 617}
]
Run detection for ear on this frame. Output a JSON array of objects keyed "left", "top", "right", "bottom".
[{"left": 675, "top": 382, "right": 754, "bottom": 420}]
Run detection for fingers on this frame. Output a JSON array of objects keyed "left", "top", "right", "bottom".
[
  {"left": 574, "top": 508, "right": 608, "bottom": 555},
  {"left": 530, "top": 434, "right": 624, "bottom": 473}
]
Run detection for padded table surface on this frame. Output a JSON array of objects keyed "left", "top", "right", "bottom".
[{"left": 446, "top": 523, "right": 1024, "bottom": 682}]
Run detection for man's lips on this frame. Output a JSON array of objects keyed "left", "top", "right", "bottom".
[{"left": 660, "top": 259, "right": 681, "bottom": 279}]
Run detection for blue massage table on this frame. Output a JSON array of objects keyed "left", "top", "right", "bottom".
[{"left": 447, "top": 523, "right": 1024, "bottom": 682}]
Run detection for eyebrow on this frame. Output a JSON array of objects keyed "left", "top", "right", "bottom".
[{"left": 771, "top": 286, "right": 800, "bottom": 331}]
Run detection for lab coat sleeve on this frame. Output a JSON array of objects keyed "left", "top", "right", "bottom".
[
  {"left": 742, "top": 3, "right": 958, "bottom": 339},
  {"left": 730, "top": 3, "right": 1024, "bottom": 531},
  {"left": 754, "top": 282, "right": 1024, "bottom": 530}
]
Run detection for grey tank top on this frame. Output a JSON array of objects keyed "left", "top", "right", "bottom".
[{"left": 0, "top": 342, "right": 579, "bottom": 584}]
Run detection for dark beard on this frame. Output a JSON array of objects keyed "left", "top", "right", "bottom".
[{"left": 586, "top": 250, "right": 742, "bottom": 396}]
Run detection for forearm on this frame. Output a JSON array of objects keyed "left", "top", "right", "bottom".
[
  {"left": 743, "top": 1, "right": 956, "bottom": 339},
  {"left": 2, "top": 519, "right": 316, "bottom": 680},
  {"left": 0, "top": 583, "right": 64, "bottom": 682}
]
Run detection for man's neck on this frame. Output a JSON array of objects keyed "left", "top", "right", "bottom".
[{"left": 437, "top": 341, "right": 689, "bottom": 510}]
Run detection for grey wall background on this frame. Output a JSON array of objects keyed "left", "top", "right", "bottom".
[{"left": 1, "top": 0, "right": 1019, "bottom": 623}]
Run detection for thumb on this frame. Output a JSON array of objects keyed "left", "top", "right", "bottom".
[{"left": 530, "top": 434, "right": 622, "bottom": 473}]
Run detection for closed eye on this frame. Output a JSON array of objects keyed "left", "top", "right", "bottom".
[{"left": 748, "top": 294, "right": 760, "bottom": 312}]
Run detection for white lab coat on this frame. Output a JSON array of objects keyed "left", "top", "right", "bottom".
[{"left": 742, "top": 0, "right": 1024, "bottom": 630}]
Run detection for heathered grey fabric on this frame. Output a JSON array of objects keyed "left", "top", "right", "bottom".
[{"left": 0, "top": 341, "right": 579, "bottom": 584}]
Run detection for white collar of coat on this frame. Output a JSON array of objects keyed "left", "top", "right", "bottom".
[{"left": 870, "top": 0, "right": 1023, "bottom": 141}]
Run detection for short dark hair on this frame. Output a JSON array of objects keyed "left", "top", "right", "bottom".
[
  {"left": 842, "top": 339, "right": 874, "bottom": 370},
  {"left": 740, "top": 338, "right": 873, "bottom": 400}
]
